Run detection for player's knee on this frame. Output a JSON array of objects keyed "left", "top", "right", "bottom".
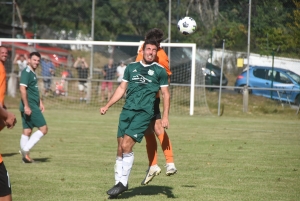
[
  {"left": 39, "top": 125, "right": 48, "bottom": 135},
  {"left": 121, "top": 137, "right": 134, "bottom": 153},
  {"left": 154, "top": 123, "right": 164, "bottom": 135}
]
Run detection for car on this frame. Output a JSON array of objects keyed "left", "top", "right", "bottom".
[
  {"left": 202, "top": 63, "right": 228, "bottom": 87},
  {"left": 168, "top": 47, "right": 228, "bottom": 87},
  {"left": 235, "top": 66, "right": 300, "bottom": 104}
]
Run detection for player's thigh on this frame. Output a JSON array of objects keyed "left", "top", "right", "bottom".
[
  {"left": 125, "top": 111, "right": 152, "bottom": 143},
  {"left": 117, "top": 109, "right": 133, "bottom": 139},
  {"left": 30, "top": 109, "right": 47, "bottom": 128},
  {"left": 21, "top": 111, "right": 34, "bottom": 129},
  {"left": 144, "top": 120, "right": 155, "bottom": 135},
  {"left": 0, "top": 162, "right": 11, "bottom": 198}
]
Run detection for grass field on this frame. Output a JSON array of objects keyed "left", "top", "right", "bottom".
[{"left": 1, "top": 107, "right": 299, "bottom": 201}]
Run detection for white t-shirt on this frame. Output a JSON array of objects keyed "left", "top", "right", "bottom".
[
  {"left": 17, "top": 60, "right": 27, "bottom": 76},
  {"left": 116, "top": 65, "right": 126, "bottom": 82}
]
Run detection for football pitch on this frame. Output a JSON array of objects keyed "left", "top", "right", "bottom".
[{"left": 1, "top": 109, "right": 299, "bottom": 201}]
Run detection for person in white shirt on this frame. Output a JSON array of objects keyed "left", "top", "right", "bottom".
[
  {"left": 116, "top": 60, "right": 126, "bottom": 83},
  {"left": 13, "top": 54, "right": 28, "bottom": 77}
]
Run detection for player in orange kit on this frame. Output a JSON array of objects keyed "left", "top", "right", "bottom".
[
  {"left": 0, "top": 46, "right": 17, "bottom": 201},
  {"left": 135, "top": 28, "right": 177, "bottom": 185}
]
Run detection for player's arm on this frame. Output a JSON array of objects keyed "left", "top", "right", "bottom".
[
  {"left": 20, "top": 85, "right": 31, "bottom": 116},
  {"left": 40, "top": 99, "right": 45, "bottom": 112},
  {"left": 160, "top": 86, "right": 170, "bottom": 129},
  {"left": 100, "top": 81, "right": 128, "bottom": 115},
  {"left": 0, "top": 72, "right": 6, "bottom": 108},
  {"left": 0, "top": 107, "right": 16, "bottom": 129}
]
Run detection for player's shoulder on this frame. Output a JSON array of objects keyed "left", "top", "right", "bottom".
[
  {"left": 127, "top": 61, "right": 141, "bottom": 68},
  {"left": 151, "top": 62, "right": 165, "bottom": 69},
  {"left": 25, "top": 67, "right": 31, "bottom": 73}
]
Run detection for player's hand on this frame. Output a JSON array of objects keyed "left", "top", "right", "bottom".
[
  {"left": 24, "top": 106, "right": 32, "bottom": 116},
  {"left": 100, "top": 106, "right": 108, "bottom": 115},
  {"left": 161, "top": 117, "right": 169, "bottom": 129},
  {"left": 40, "top": 101, "right": 45, "bottom": 112},
  {"left": 5, "top": 111, "right": 16, "bottom": 129}
]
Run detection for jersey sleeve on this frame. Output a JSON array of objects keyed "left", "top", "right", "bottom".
[
  {"left": 122, "top": 65, "right": 130, "bottom": 82},
  {"left": 157, "top": 49, "right": 172, "bottom": 76},
  {"left": 20, "top": 68, "right": 30, "bottom": 87},
  {"left": 159, "top": 68, "right": 169, "bottom": 87}
]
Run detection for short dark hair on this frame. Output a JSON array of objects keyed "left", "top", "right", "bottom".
[
  {"left": 29, "top": 52, "right": 41, "bottom": 59},
  {"left": 0, "top": 46, "right": 7, "bottom": 50},
  {"left": 143, "top": 40, "right": 159, "bottom": 51},
  {"left": 145, "top": 28, "right": 164, "bottom": 43}
]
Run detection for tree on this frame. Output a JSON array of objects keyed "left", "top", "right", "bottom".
[{"left": 287, "top": 0, "right": 300, "bottom": 56}]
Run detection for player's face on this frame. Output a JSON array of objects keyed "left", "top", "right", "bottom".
[
  {"left": 29, "top": 55, "right": 40, "bottom": 70},
  {"left": 142, "top": 44, "right": 157, "bottom": 64},
  {"left": 0, "top": 47, "right": 8, "bottom": 63}
]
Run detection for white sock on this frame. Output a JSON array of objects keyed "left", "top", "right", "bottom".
[
  {"left": 115, "top": 157, "right": 123, "bottom": 185},
  {"left": 20, "top": 134, "right": 29, "bottom": 150},
  {"left": 23, "top": 130, "right": 44, "bottom": 152},
  {"left": 120, "top": 152, "right": 134, "bottom": 186}
]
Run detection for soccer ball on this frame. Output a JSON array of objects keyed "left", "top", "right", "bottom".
[{"left": 177, "top": 16, "right": 197, "bottom": 35}]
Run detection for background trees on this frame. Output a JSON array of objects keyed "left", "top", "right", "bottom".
[{"left": 0, "top": 0, "right": 298, "bottom": 58}]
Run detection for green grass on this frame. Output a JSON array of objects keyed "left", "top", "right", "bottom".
[{"left": 1, "top": 108, "right": 299, "bottom": 201}]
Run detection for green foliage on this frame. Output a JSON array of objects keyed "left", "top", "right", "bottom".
[
  {"left": 287, "top": 0, "right": 300, "bottom": 56},
  {"left": 0, "top": 0, "right": 299, "bottom": 58}
]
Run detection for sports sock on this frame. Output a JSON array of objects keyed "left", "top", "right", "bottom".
[
  {"left": 20, "top": 134, "right": 29, "bottom": 150},
  {"left": 145, "top": 133, "right": 158, "bottom": 166},
  {"left": 115, "top": 157, "right": 123, "bottom": 185},
  {"left": 120, "top": 152, "right": 134, "bottom": 186},
  {"left": 157, "top": 131, "right": 174, "bottom": 163},
  {"left": 23, "top": 130, "right": 44, "bottom": 152}
]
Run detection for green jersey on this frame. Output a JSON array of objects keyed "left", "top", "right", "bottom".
[
  {"left": 19, "top": 66, "right": 40, "bottom": 111},
  {"left": 122, "top": 61, "right": 169, "bottom": 115}
]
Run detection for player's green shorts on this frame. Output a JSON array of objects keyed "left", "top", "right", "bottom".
[
  {"left": 21, "top": 109, "right": 47, "bottom": 129},
  {"left": 117, "top": 108, "right": 153, "bottom": 143}
]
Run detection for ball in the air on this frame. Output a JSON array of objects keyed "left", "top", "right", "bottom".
[{"left": 177, "top": 16, "right": 197, "bottom": 35}]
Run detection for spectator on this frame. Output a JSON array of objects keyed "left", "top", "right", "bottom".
[
  {"left": 40, "top": 57, "right": 55, "bottom": 97},
  {"left": 101, "top": 58, "right": 116, "bottom": 102},
  {"left": 13, "top": 53, "right": 28, "bottom": 79},
  {"left": 73, "top": 57, "right": 89, "bottom": 101},
  {"left": 116, "top": 60, "right": 126, "bottom": 84}
]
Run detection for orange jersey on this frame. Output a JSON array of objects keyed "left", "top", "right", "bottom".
[
  {"left": 136, "top": 46, "right": 172, "bottom": 76},
  {"left": 0, "top": 62, "right": 6, "bottom": 107},
  {"left": 0, "top": 154, "right": 2, "bottom": 163}
]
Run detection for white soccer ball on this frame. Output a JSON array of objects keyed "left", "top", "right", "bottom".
[{"left": 177, "top": 16, "right": 197, "bottom": 35}]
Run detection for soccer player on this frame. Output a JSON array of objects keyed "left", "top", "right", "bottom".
[
  {"left": 135, "top": 28, "right": 177, "bottom": 185},
  {"left": 0, "top": 45, "right": 16, "bottom": 201},
  {"left": 0, "top": 46, "right": 8, "bottom": 108},
  {"left": 100, "top": 40, "right": 170, "bottom": 198},
  {"left": 19, "top": 52, "right": 48, "bottom": 163},
  {"left": 0, "top": 107, "right": 17, "bottom": 201}
]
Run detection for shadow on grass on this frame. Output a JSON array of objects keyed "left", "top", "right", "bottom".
[
  {"left": 116, "top": 185, "right": 176, "bottom": 199},
  {"left": 1, "top": 153, "right": 19, "bottom": 157},
  {"left": 32, "top": 157, "right": 51, "bottom": 163}
]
